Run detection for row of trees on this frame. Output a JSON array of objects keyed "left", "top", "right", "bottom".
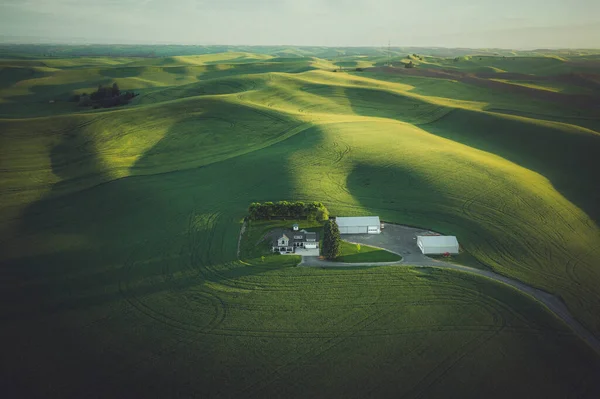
[
  {"left": 323, "top": 219, "right": 341, "bottom": 260},
  {"left": 248, "top": 201, "right": 329, "bottom": 221}
]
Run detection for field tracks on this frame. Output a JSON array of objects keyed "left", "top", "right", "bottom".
[{"left": 237, "top": 219, "right": 247, "bottom": 259}]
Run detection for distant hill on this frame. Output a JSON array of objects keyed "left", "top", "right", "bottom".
[{"left": 1, "top": 44, "right": 599, "bottom": 60}]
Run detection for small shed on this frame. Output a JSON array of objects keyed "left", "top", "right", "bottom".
[
  {"left": 335, "top": 216, "right": 381, "bottom": 234},
  {"left": 417, "top": 236, "right": 459, "bottom": 255}
]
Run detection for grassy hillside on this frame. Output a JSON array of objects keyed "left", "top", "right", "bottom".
[{"left": 1, "top": 49, "right": 600, "bottom": 398}]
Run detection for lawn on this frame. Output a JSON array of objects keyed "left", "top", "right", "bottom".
[
  {"left": 336, "top": 240, "right": 402, "bottom": 263},
  {"left": 1, "top": 48, "right": 600, "bottom": 398}
]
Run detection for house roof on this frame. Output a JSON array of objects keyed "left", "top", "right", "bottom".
[
  {"left": 335, "top": 216, "right": 380, "bottom": 227},
  {"left": 273, "top": 229, "right": 318, "bottom": 246},
  {"left": 417, "top": 236, "right": 458, "bottom": 246}
]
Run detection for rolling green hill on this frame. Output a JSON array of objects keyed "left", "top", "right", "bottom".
[{"left": 1, "top": 49, "right": 600, "bottom": 398}]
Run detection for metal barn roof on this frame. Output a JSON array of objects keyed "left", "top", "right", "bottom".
[
  {"left": 335, "top": 216, "right": 380, "bottom": 227},
  {"left": 417, "top": 236, "right": 458, "bottom": 246}
]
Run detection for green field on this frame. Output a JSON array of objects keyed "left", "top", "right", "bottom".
[{"left": 1, "top": 46, "right": 600, "bottom": 397}]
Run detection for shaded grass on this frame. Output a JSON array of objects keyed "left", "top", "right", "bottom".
[{"left": 336, "top": 240, "right": 402, "bottom": 263}]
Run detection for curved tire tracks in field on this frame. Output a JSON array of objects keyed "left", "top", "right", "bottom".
[{"left": 300, "top": 244, "right": 600, "bottom": 357}]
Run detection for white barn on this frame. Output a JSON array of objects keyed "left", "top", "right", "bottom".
[
  {"left": 335, "top": 216, "right": 381, "bottom": 234},
  {"left": 417, "top": 236, "right": 459, "bottom": 255}
]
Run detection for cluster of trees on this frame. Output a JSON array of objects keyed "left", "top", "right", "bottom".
[
  {"left": 323, "top": 219, "right": 341, "bottom": 260},
  {"left": 71, "top": 83, "right": 138, "bottom": 109},
  {"left": 405, "top": 61, "right": 415, "bottom": 69},
  {"left": 248, "top": 201, "right": 329, "bottom": 221}
]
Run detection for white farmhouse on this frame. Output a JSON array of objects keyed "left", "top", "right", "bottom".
[
  {"left": 417, "top": 236, "right": 459, "bottom": 255},
  {"left": 335, "top": 216, "right": 381, "bottom": 234},
  {"left": 273, "top": 227, "right": 319, "bottom": 254}
]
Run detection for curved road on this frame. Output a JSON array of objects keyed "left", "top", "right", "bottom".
[{"left": 299, "top": 223, "right": 600, "bottom": 356}]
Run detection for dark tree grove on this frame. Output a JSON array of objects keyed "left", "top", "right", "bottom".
[
  {"left": 248, "top": 201, "right": 329, "bottom": 221},
  {"left": 75, "top": 83, "right": 137, "bottom": 108}
]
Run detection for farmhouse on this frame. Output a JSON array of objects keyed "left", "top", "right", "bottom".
[
  {"left": 273, "top": 223, "right": 319, "bottom": 255},
  {"left": 417, "top": 235, "right": 459, "bottom": 255},
  {"left": 335, "top": 216, "right": 381, "bottom": 234}
]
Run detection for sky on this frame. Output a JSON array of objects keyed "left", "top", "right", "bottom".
[{"left": 0, "top": 0, "right": 599, "bottom": 49}]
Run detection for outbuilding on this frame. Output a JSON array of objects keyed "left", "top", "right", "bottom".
[
  {"left": 335, "top": 216, "right": 381, "bottom": 234},
  {"left": 417, "top": 235, "right": 459, "bottom": 255}
]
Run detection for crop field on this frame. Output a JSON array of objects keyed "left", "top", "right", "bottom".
[{"left": 1, "top": 47, "right": 600, "bottom": 397}]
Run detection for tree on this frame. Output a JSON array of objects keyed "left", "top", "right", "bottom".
[
  {"left": 323, "top": 220, "right": 341, "bottom": 260},
  {"left": 274, "top": 201, "right": 289, "bottom": 218},
  {"left": 405, "top": 61, "right": 415, "bottom": 69},
  {"left": 356, "top": 243, "right": 361, "bottom": 252},
  {"left": 291, "top": 201, "right": 305, "bottom": 219},
  {"left": 248, "top": 202, "right": 260, "bottom": 220},
  {"left": 263, "top": 202, "right": 275, "bottom": 219},
  {"left": 112, "top": 82, "right": 120, "bottom": 97},
  {"left": 315, "top": 206, "right": 329, "bottom": 222}
]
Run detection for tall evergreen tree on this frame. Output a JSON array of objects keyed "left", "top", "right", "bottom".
[{"left": 323, "top": 220, "right": 341, "bottom": 260}]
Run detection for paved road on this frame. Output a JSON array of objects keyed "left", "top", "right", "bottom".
[{"left": 299, "top": 223, "right": 600, "bottom": 356}]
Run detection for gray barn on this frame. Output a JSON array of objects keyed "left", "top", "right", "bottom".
[{"left": 335, "top": 216, "right": 381, "bottom": 234}]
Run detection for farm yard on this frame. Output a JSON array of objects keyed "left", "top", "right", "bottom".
[{"left": 1, "top": 46, "right": 600, "bottom": 397}]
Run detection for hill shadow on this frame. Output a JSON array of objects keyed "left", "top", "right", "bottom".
[
  {"left": 419, "top": 109, "right": 600, "bottom": 225},
  {"left": 333, "top": 79, "right": 600, "bottom": 226},
  {"left": 2, "top": 104, "right": 308, "bottom": 322},
  {"left": 0, "top": 103, "right": 316, "bottom": 396},
  {"left": 99, "top": 66, "right": 145, "bottom": 78},
  {"left": 0, "top": 66, "right": 48, "bottom": 90}
]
